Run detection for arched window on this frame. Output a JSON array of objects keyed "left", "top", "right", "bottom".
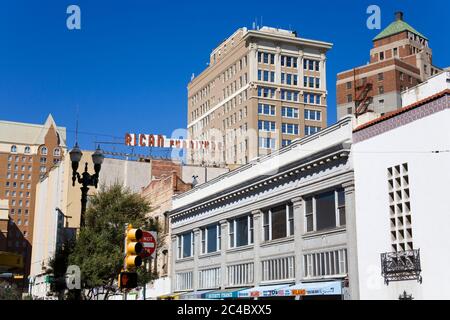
[
  {"left": 11, "top": 145, "right": 17, "bottom": 153},
  {"left": 41, "top": 146, "right": 48, "bottom": 155},
  {"left": 53, "top": 148, "right": 61, "bottom": 157},
  {"left": 24, "top": 146, "right": 31, "bottom": 154}
]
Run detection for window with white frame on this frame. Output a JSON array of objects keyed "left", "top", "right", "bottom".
[
  {"left": 198, "top": 267, "right": 221, "bottom": 289},
  {"left": 304, "top": 189, "right": 346, "bottom": 233},
  {"left": 201, "top": 224, "right": 221, "bottom": 254},
  {"left": 40, "top": 146, "right": 48, "bottom": 155},
  {"left": 263, "top": 203, "right": 294, "bottom": 241},
  {"left": 281, "top": 106, "right": 299, "bottom": 119},
  {"left": 281, "top": 89, "right": 299, "bottom": 102},
  {"left": 304, "top": 125, "right": 321, "bottom": 136},
  {"left": 282, "top": 139, "right": 292, "bottom": 147},
  {"left": 257, "top": 87, "right": 276, "bottom": 98},
  {"left": 258, "top": 120, "right": 276, "bottom": 132},
  {"left": 24, "top": 146, "right": 31, "bottom": 154},
  {"left": 176, "top": 272, "right": 193, "bottom": 291},
  {"left": 303, "top": 249, "right": 348, "bottom": 279},
  {"left": 281, "top": 55, "right": 297, "bottom": 68},
  {"left": 11, "top": 145, "right": 17, "bottom": 153},
  {"left": 177, "top": 232, "right": 194, "bottom": 259},
  {"left": 262, "top": 256, "right": 295, "bottom": 282},
  {"left": 258, "top": 104, "right": 275, "bottom": 116},
  {"left": 229, "top": 215, "right": 253, "bottom": 248},
  {"left": 258, "top": 52, "right": 275, "bottom": 65},
  {"left": 258, "top": 137, "right": 276, "bottom": 150},
  {"left": 304, "top": 109, "right": 322, "bottom": 121},
  {"left": 281, "top": 73, "right": 298, "bottom": 86},
  {"left": 282, "top": 123, "right": 299, "bottom": 135},
  {"left": 227, "top": 263, "right": 254, "bottom": 286},
  {"left": 258, "top": 70, "right": 275, "bottom": 83}
]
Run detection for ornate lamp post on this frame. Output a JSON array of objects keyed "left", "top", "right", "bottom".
[{"left": 69, "top": 144, "right": 104, "bottom": 228}]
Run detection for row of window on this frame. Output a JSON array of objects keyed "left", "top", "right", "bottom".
[
  {"left": 258, "top": 87, "right": 322, "bottom": 105},
  {"left": 9, "top": 208, "right": 29, "bottom": 216},
  {"left": 176, "top": 249, "right": 348, "bottom": 290},
  {"left": 257, "top": 52, "right": 321, "bottom": 72},
  {"left": 177, "top": 189, "right": 346, "bottom": 259},
  {"left": 9, "top": 145, "right": 60, "bottom": 156},
  {"left": 5, "top": 173, "right": 32, "bottom": 181},
  {"left": 4, "top": 182, "right": 32, "bottom": 189},
  {"left": 258, "top": 120, "right": 321, "bottom": 134},
  {"left": 304, "top": 76, "right": 320, "bottom": 89},
  {"left": 5, "top": 191, "right": 31, "bottom": 198}
]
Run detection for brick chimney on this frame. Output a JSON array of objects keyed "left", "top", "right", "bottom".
[{"left": 395, "top": 11, "right": 404, "bottom": 21}]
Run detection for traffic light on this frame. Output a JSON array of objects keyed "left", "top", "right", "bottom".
[
  {"left": 125, "top": 225, "right": 143, "bottom": 270},
  {"left": 118, "top": 272, "right": 138, "bottom": 289}
]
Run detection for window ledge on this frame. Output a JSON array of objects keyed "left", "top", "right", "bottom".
[
  {"left": 226, "top": 245, "right": 254, "bottom": 254},
  {"left": 175, "top": 257, "right": 194, "bottom": 264},
  {"left": 302, "top": 227, "right": 346, "bottom": 239},
  {"left": 260, "top": 236, "right": 295, "bottom": 248},
  {"left": 199, "top": 251, "right": 221, "bottom": 259}
]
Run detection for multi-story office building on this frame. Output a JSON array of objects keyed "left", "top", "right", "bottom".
[
  {"left": 187, "top": 26, "right": 332, "bottom": 166},
  {"left": 0, "top": 115, "right": 66, "bottom": 276},
  {"left": 169, "top": 116, "right": 356, "bottom": 300},
  {"left": 336, "top": 12, "right": 442, "bottom": 119}
]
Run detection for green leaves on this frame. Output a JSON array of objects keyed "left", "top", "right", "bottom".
[{"left": 67, "top": 183, "right": 159, "bottom": 298}]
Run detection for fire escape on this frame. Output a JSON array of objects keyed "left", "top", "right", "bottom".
[{"left": 354, "top": 80, "right": 373, "bottom": 117}]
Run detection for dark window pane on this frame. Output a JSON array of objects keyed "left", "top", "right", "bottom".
[
  {"left": 182, "top": 233, "right": 192, "bottom": 258},
  {"left": 316, "top": 191, "right": 336, "bottom": 231},
  {"left": 207, "top": 225, "right": 217, "bottom": 253},
  {"left": 236, "top": 216, "right": 249, "bottom": 247},
  {"left": 271, "top": 205, "right": 287, "bottom": 240}
]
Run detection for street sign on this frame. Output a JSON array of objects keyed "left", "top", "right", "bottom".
[{"left": 140, "top": 231, "right": 157, "bottom": 259}]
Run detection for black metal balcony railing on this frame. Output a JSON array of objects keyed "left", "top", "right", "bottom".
[{"left": 381, "top": 249, "right": 422, "bottom": 285}]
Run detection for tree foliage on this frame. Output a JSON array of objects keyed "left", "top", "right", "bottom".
[
  {"left": 0, "top": 280, "right": 22, "bottom": 300},
  {"left": 68, "top": 183, "right": 161, "bottom": 300}
]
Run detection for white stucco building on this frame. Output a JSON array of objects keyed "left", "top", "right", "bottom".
[{"left": 353, "top": 72, "right": 450, "bottom": 299}]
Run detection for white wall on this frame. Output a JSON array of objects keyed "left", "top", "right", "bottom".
[
  {"left": 353, "top": 109, "right": 450, "bottom": 299},
  {"left": 402, "top": 71, "right": 450, "bottom": 106}
]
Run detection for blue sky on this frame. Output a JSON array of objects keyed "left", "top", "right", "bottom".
[{"left": 0, "top": 0, "right": 448, "bottom": 154}]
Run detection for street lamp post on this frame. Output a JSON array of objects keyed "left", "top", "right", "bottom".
[{"left": 69, "top": 144, "right": 104, "bottom": 228}]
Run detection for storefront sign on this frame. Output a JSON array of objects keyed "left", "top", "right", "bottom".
[{"left": 125, "top": 133, "right": 223, "bottom": 151}]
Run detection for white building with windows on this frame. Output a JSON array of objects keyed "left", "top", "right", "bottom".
[
  {"left": 169, "top": 116, "right": 358, "bottom": 300},
  {"left": 353, "top": 72, "right": 450, "bottom": 299}
]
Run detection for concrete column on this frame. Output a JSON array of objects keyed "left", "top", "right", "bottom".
[
  {"left": 298, "top": 50, "right": 304, "bottom": 89},
  {"left": 193, "top": 228, "right": 201, "bottom": 291},
  {"left": 252, "top": 209, "right": 262, "bottom": 285},
  {"left": 219, "top": 219, "right": 228, "bottom": 289},
  {"left": 292, "top": 197, "right": 304, "bottom": 284},
  {"left": 343, "top": 181, "right": 359, "bottom": 300},
  {"left": 170, "top": 234, "right": 177, "bottom": 293},
  {"left": 275, "top": 47, "right": 282, "bottom": 84},
  {"left": 248, "top": 43, "right": 258, "bottom": 83},
  {"left": 320, "top": 53, "right": 327, "bottom": 92}
]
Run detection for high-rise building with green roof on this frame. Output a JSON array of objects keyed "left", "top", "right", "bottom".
[{"left": 336, "top": 12, "right": 443, "bottom": 120}]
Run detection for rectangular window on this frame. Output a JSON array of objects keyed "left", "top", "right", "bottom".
[
  {"left": 303, "top": 249, "right": 347, "bottom": 278},
  {"left": 258, "top": 104, "right": 275, "bottom": 116},
  {"left": 176, "top": 272, "right": 193, "bottom": 291},
  {"left": 263, "top": 203, "right": 294, "bottom": 241},
  {"left": 282, "top": 123, "right": 299, "bottom": 135},
  {"left": 258, "top": 87, "right": 276, "bottom": 98},
  {"left": 262, "top": 256, "right": 295, "bottom": 282},
  {"left": 229, "top": 215, "right": 253, "bottom": 248},
  {"left": 227, "top": 263, "right": 254, "bottom": 286},
  {"left": 198, "top": 268, "right": 221, "bottom": 289},
  {"left": 281, "top": 107, "right": 299, "bottom": 118},
  {"left": 304, "top": 189, "right": 346, "bottom": 233},
  {"left": 258, "top": 120, "right": 276, "bottom": 132},
  {"left": 305, "top": 126, "right": 321, "bottom": 136},
  {"left": 178, "top": 232, "right": 193, "bottom": 259},
  {"left": 304, "top": 109, "right": 322, "bottom": 121}
]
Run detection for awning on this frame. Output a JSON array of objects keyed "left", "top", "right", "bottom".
[
  {"left": 205, "top": 288, "right": 248, "bottom": 299},
  {"left": 179, "top": 290, "right": 215, "bottom": 300},
  {"left": 279, "top": 280, "right": 343, "bottom": 297},
  {"left": 238, "top": 284, "right": 291, "bottom": 298},
  {"left": 158, "top": 292, "right": 184, "bottom": 300}
]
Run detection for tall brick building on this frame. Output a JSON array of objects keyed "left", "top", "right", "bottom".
[
  {"left": 336, "top": 12, "right": 443, "bottom": 119},
  {"left": 0, "top": 115, "right": 66, "bottom": 276}
]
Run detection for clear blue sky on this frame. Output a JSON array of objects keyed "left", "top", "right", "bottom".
[{"left": 0, "top": 0, "right": 448, "bottom": 153}]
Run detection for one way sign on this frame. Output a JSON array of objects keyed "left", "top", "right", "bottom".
[{"left": 140, "top": 231, "right": 157, "bottom": 259}]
